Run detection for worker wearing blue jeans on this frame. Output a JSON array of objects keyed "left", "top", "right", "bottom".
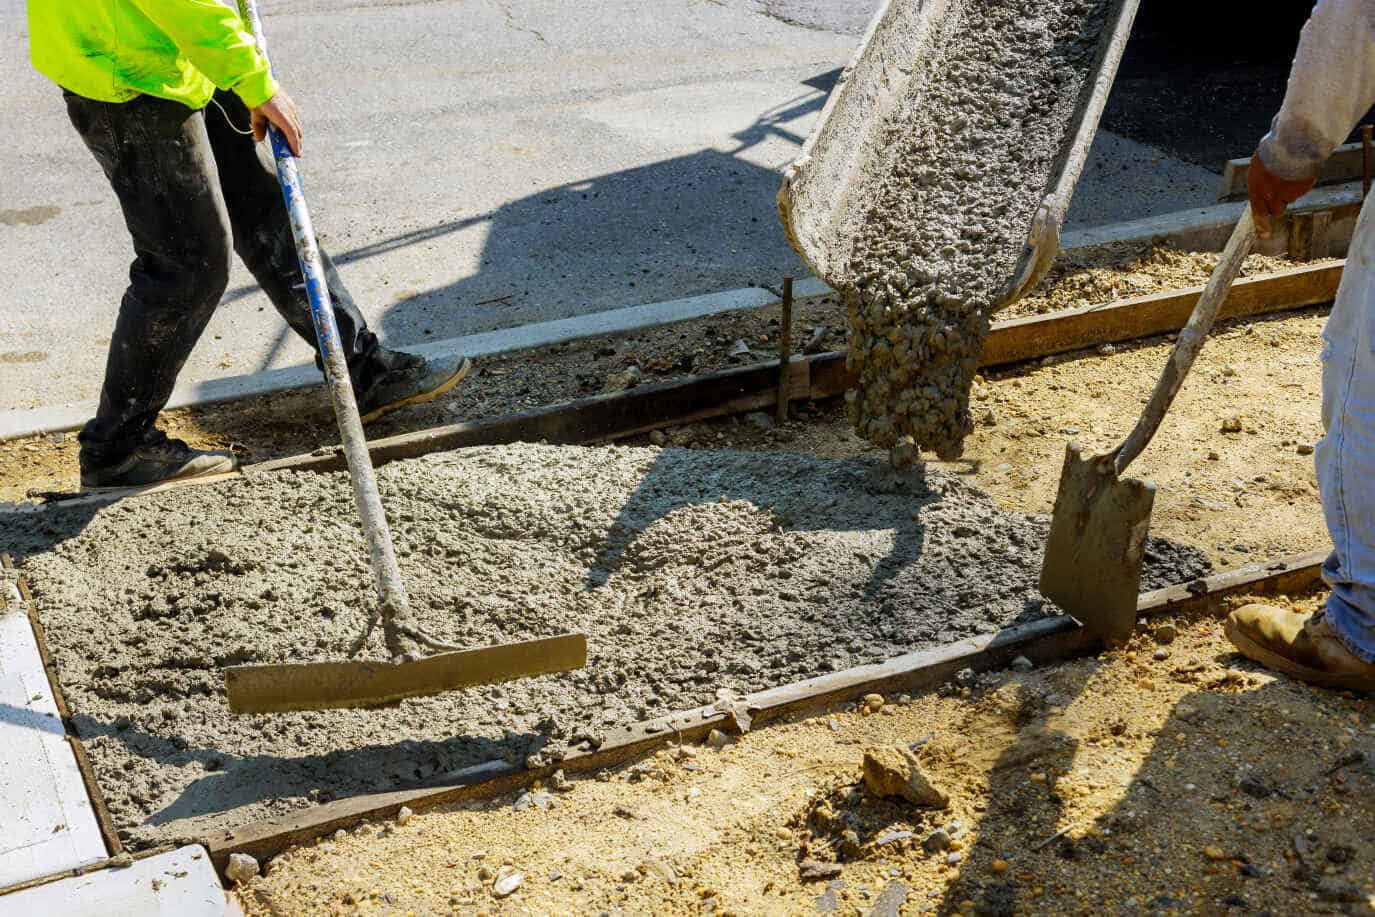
[{"left": 1227, "top": 0, "right": 1375, "bottom": 688}]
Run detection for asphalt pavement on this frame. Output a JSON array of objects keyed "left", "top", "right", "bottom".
[{"left": 0, "top": 0, "right": 1215, "bottom": 420}]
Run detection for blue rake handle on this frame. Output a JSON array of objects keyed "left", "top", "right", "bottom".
[{"left": 236, "top": 0, "right": 456, "bottom": 657}]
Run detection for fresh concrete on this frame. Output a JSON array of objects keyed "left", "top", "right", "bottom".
[{"left": 1, "top": 0, "right": 1215, "bottom": 425}]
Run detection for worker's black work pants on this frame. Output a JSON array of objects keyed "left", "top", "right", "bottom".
[{"left": 64, "top": 89, "right": 380, "bottom": 463}]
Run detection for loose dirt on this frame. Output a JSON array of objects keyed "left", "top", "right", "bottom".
[
  {"left": 239, "top": 594, "right": 1375, "bottom": 916},
  {"left": 3, "top": 446, "right": 1204, "bottom": 848},
  {"left": 843, "top": 0, "right": 1110, "bottom": 463}
]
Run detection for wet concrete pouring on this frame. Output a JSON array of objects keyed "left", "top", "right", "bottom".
[
  {"left": 844, "top": 0, "right": 1111, "bottom": 462},
  {"left": 3, "top": 444, "right": 1207, "bottom": 848}
]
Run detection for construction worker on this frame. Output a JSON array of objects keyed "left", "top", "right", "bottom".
[
  {"left": 27, "top": 1, "right": 470, "bottom": 492},
  {"left": 1226, "top": 0, "right": 1375, "bottom": 689}
]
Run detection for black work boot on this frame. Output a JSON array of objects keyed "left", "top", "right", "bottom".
[
  {"left": 355, "top": 350, "right": 473, "bottom": 425},
  {"left": 80, "top": 430, "right": 239, "bottom": 493}
]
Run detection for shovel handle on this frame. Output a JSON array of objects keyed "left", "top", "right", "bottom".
[
  {"left": 237, "top": 0, "right": 412, "bottom": 619},
  {"left": 1113, "top": 208, "right": 1255, "bottom": 475}
]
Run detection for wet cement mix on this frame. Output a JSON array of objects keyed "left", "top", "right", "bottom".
[
  {"left": 5, "top": 444, "right": 1206, "bottom": 847},
  {"left": 845, "top": 0, "right": 1109, "bottom": 463}
]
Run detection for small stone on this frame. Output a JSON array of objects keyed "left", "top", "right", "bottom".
[
  {"left": 874, "top": 829, "right": 913, "bottom": 846},
  {"left": 862, "top": 745, "right": 949, "bottom": 808},
  {"left": 1221, "top": 415, "right": 1244, "bottom": 433},
  {"left": 990, "top": 859, "right": 1008, "bottom": 873},
  {"left": 923, "top": 828, "right": 952, "bottom": 853},
  {"left": 225, "top": 853, "right": 260, "bottom": 883},
  {"left": 827, "top": 718, "right": 841, "bottom": 732},
  {"left": 863, "top": 693, "right": 885, "bottom": 711},
  {"left": 1297, "top": 443, "right": 1315, "bottom": 455},
  {"left": 1153, "top": 648, "right": 1169, "bottom": 661},
  {"left": 396, "top": 806, "right": 413, "bottom": 827},
  {"left": 1315, "top": 878, "right": 1363, "bottom": 903},
  {"left": 745, "top": 411, "right": 775, "bottom": 431},
  {"left": 706, "top": 728, "right": 732, "bottom": 749},
  {"left": 1203, "top": 845, "right": 1226, "bottom": 861},
  {"left": 1207, "top": 450, "right": 1220, "bottom": 461},
  {"left": 648, "top": 430, "right": 667, "bottom": 446},
  {"left": 493, "top": 870, "right": 524, "bottom": 898},
  {"left": 799, "top": 859, "right": 843, "bottom": 882},
  {"left": 946, "top": 852, "right": 963, "bottom": 866},
  {"left": 1096, "top": 343, "right": 1117, "bottom": 356},
  {"left": 550, "top": 769, "right": 572, "bottom": 792},
  {"left": 1222, "top": 364, "right": 1237, "bottom": 377},
  {"left": 1010, "top": 655, "right": 1033, "bottom": 673},
  {"left": 1153, "top": 625, "right": 1177, "bottom": 645},
  {"left": 108, "top": 852, "right": 134, "bottom": 869},
  {"left": 644, "top": 859, "right": 677, "bottom": 883}
]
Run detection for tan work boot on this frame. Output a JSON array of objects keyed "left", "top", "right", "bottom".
[{"left": 1224, "top": 604, "right": 1375, "bottom": 691}]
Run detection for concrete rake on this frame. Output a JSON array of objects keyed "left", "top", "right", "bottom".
[{"left": 224, "top": 0, "right": 585, "bottom": 714}]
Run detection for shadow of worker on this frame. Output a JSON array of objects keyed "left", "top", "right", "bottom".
[{"left": 939, "top": 655, "right": 1375, "bottom": 915}]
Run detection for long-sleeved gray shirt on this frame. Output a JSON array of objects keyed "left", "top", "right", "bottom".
[{"left": 1258, "top": 0, "right": 1375, "bottom": 181}]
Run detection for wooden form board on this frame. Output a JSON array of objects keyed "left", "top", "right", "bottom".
[
  {"left": 205, "top": 549, "right": 1325, "bottom": 871},
  {"left": 0, "top": 845, "right": 226, "bottom": 916},
  {"left": 1218, "top": 143, "right": 1367, "bottom": 201},
  {"left": 0, "top": 561, "right": 106, "bottom": 888}
]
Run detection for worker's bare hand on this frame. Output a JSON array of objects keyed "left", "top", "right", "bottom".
[
  {"left": 1247, "top": 149, "right": 1315, "bottom": 240},
  {"left": 251, "top": 90, "right": 302, "bottom": 157}
]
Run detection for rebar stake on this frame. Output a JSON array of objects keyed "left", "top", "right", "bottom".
[{"left": 776, "top": 276, "right": 794, "bottom": 424}]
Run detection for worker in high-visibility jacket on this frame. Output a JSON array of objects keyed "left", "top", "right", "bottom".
[
  {"left": 26, "top": 1, "right": 470, "bottom": 491},
  {"left": 1229, "top": 0, "right": 1375, "bottom": 688}
]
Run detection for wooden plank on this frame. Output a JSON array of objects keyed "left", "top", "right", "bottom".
[
  {"left": 0, "top": 845, "right": 225, "bottom": 915},
  {"left": 1219, "top": 143, "right": 1366, "bottom": 201},
  {"left": 206, "top": 550, "right": 1325, "bottom": 871},
  {"left": 0, "top": 557, "right": 108, "bottom": 887},
  {"left": 1289, "top": 210, "right": 1332, "bottom": 262}
]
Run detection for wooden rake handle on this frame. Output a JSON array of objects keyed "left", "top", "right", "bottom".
[{"left": 1113, "top": 208, "right": 1256, "bottom": 475}]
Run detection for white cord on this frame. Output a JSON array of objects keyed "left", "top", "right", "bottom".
[{"left": 209, "top": 96, "right": 255, "bottom": 136}]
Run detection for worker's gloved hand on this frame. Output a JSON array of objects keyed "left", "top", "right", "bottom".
[
  {"left": 1247, "top": 149, "right": 1316, "bottom": 241},
  {"left": 251, "top": 90, "right": 303, "bottom": 157}
]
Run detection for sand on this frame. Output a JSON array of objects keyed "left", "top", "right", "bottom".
[
  {"left": 843, "top": 0, "right": 1110, "bottom": 463},
  {"left": 3, "top": 444, "right": 1206, "bottom": 847}
]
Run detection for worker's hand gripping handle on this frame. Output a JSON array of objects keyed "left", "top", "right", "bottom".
[{"left": 1112, "top": 208, "right": 1256, "bottom": 476}]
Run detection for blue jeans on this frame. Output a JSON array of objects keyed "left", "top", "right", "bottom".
[{"left": 1318, "top": 196, "right": 1375, "bottom": 662}]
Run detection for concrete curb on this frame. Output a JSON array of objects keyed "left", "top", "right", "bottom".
[
  {"left": 5, "top": 192, "right": 1352, "bottom": 444},
  {"left": 0, "top": 279, "right": 831, "bottom": 442}
]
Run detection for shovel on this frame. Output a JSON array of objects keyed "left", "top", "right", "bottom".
[
  {"left": 1040, "top": 208, "right": 1255, "bottom": 646},
  {"left": 225, "top": 0, "right": 585, "bottom": 713}
]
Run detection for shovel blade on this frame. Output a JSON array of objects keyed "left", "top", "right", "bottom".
[
  {"left": 1039, "top": 443, "right": 1155, "bottom": 647},
  {"left": 225, "top": 632, "right": 587, "bottom": 714}
]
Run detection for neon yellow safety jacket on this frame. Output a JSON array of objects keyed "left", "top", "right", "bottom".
[{"left": 27, "top": 0, "right": 278, "bottom": 110}]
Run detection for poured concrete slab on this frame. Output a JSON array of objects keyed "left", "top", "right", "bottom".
[
  {"left": 0, "top": 572, "right": 104, "bottom": 887},
  {"left": 0, "top": 846, "right": 227, "bottom": 916}
]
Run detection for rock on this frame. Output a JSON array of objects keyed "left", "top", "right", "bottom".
[
  {"left": 923, "top": 828, "right": 952, "bottom": 853},
  {"left": 828, "top": 718, "right": 841, "bottom": 732},
  {"left": 1097, "top": 343, "right": 1117, "bottom": 356},
  {"left": 706, "top": 728, "right": 732, "bottom": 749},
  {"left": 395, "top": 805, "right": 413, "bottom": 826},
  {"left": 648, "top": 430, "right": 667, "bottom": 446},
  {"left": 550, "top": 769, "right": 572, "bottom": 792},
  {"left": 1297, "top": 442, "right": 1315, "bottom": 455},
  {"left": 946, "top": 851, "right": 963, "bottom": 866},
  {"left": 604, "top": 366, "right": 642, "bottom": 392},
  {"left": 1207, "top": 450, "right": 1220, "bottom": 461},
  {"left": 979, "top": 408, "right": 997, "bottom": 427},
  {"left": 874, "top": 829, "right": 913, "bottom": 846},
  {"left": 1152, "top": 648, "right": 1169, "bottom": 661},
  {"left": 225, "top": 853, "right": 260, "bottom": 883},
  {"left": 108, "top": 852, "right": 134, "bottom": 869},
  {"left": 493, "top": 870, "right": 524, "bottom": 898},
  {"left": 1238, "top": 774, "right": 1272, "bottom": 799},
  {"left": 990, "top": 859, "right": 1008, "bottom": 873},
  {"left": 1153, "top": 625, "right": 1177, "bottom": 645},
  {"left": 745, "top": 412, "right": 775, "bottom": 431},
  {"left": 1202, "top": 845, "right": 1226, "bottom": 861},
  {"left": 799, "top": 859, "right": 843, "bottom": 882},
  {"left": 868, "top": 880, "right": 910, "bottom": 917},
  {"left": 514, "top": 790, "right": 556, "bottom": 811},
  {"left": 1315, "top": 878, "right": 1363, "bottom": 903},
  {"left": 863, "top": 745, "right": 949, "bottom": 808},
  {"left": 1009, "top": 655, "right": 1033, "bottom": 673},
  {"left": 1221, "top": 415, "right": 1244, "bottom": 434},
  {"left": 863, "top": 693, "right": 885, "bottom": 712},
  {"left": 644, "top": 859, "right": 677, "bottom": 883}
]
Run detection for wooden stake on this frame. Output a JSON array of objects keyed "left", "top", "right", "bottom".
[{"left": 776, "top": 276, "right": 794, "bottom": 424}]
